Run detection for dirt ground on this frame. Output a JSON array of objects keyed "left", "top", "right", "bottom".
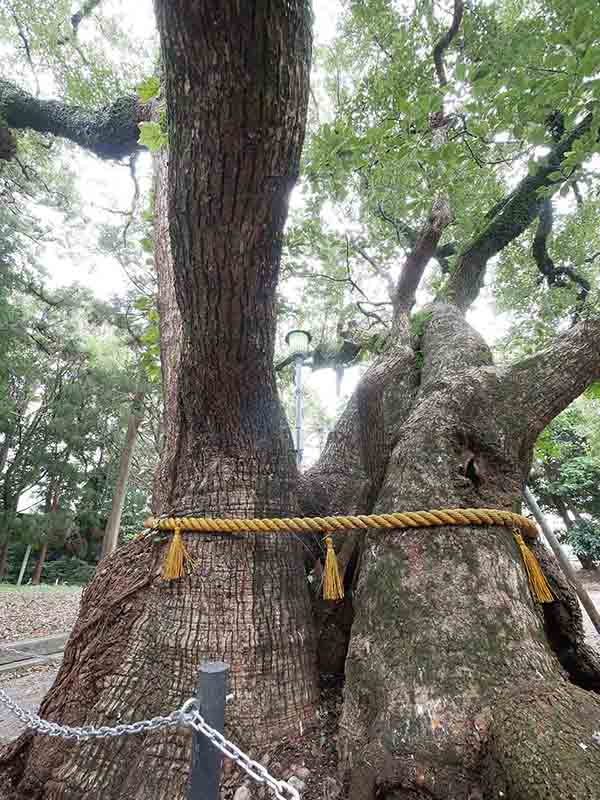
[{"left": 0, "top": 585, "right": 82, "bottom": 642}]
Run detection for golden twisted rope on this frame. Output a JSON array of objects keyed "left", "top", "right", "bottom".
[{"left": 144, "top": 507, "right": 538, "bottom": 539}]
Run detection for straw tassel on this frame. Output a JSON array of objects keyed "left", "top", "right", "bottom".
[
  {"left": 323, "top": 536, "right": 344, "bottom": 601},
  {"left": 161, "top": 527, "right": 196, "bottom": 580},
  {"left": 513, "top": 531, "right": 554, "bottom": 603}
]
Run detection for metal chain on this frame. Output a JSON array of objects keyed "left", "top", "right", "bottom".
[{"left": 0, "top": 690, "right": 299, "bottom": 800}]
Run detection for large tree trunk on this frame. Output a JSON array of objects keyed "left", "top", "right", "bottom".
[
  {"left": 0, "top": 3, "right": 316, "bottom": 798},
  {"left": 338, "top": 305, "right": 600, "bottom": 799}
]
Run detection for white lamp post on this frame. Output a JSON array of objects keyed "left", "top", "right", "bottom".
[{"left": 285, "top": 329, "right": 312, "bottom": 467}]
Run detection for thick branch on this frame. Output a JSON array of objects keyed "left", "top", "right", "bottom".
[
  {"left": 444, "top": 112, "right": 594, "bottom": 311},
  {"left": 0, "top": 78, "right": 148, "bottom": 159},
  {"left": 376, "top": 201, "right": 456, "bottom": 271},
  {"left": 394, "top": 195, "right": 452, "bottom": 312},
  {"left": 503, "top": 316, "right": 600, "bottom": 437},
  {"left": 532, "top": 198, "right": 590, "bottom": 317},
  {"left": 432, "top": 0, "right": 464, "bottom": 87}
]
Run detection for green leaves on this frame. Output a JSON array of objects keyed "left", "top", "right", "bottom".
[
  {"left": 138, "top": 121, "right": 166, "bottom": 152},
  {"left": 137, "top": 76, "right": 160, "bottom": 103}
]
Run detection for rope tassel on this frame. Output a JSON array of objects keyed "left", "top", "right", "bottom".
[
  {"left": 513, "top": 531, "right": 554, "bottom": 603},
  {"left": 323, "top": 536, "right": 344, "bottom": 601},
  {"left": 161, "top": 527, "right": 196, "bottom": 581}
]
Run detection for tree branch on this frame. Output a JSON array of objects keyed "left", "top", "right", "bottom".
[
  {"left": 394, "top": 195, "right": 452, "bottom": 312},
  {"left": 503, "top": 316, "right": 600, "bottom": 439},
  {"left": 432, "top": 0, "right": 464, "bottom": 87},
  {"left": 302, "top": 198, "right": 452, "bottom": 516},
  {"left": 531, "top": 198, "right": 590, "bottom": 320},
  {"left": 444, "top": 112, "right": 594, "bottom": 311},
  {"left": 0, "top": 79, "right": 148, "bottom": 159}
]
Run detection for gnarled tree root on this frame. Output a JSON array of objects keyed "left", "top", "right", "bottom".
[{"left": 483, "top": 681, "right": 600, "bottom": 799}]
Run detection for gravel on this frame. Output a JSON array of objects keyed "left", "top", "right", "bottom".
[{"left": 0, "top": 585, "right": 82, "bottom": 642}]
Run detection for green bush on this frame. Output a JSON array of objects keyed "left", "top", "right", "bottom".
[
  {"left": 42, "top": 557, "right": 96, "bottom": 585},
  {"left": 565, "top": 519, "right": 600, "bottom": 562}
]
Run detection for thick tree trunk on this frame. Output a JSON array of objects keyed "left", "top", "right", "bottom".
[
  {"left": 338, "top": 305, "right": 600, "bottom": 799},
  {"left": 0, "top": 3, "right": 316, "bottom": 798},
  {"left": 30, "top": 542, "right": 47, "bottom": 585},
  {"left": 101, "top": 391, "right": 144, "bottom": 557}
]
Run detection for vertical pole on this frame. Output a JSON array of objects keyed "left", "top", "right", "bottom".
[
  {"left": 188, "top": 661, "right": 230, "bottom": 800},
  {"left": 294, "top": 356, "right": 303, "bottom": 468},
  {"left": 524, "top": 486, "right": 600, "bottom": 636},
  {"left": 17, "top": 544, "right": 32, "bottom": 586}
]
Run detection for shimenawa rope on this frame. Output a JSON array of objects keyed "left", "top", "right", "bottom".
[{"left": 142, "top": 508, "right": 553, "bottom": 604}]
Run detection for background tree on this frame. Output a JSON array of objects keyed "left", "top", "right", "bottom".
[{"left": 530, "top": 397, "right": 600, "bottom": 568}]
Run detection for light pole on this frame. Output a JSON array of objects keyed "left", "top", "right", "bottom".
[{"left": 285, "top": 329, "right": 312, "bottom": 468}]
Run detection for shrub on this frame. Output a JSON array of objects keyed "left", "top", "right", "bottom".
[
  {"left": 565, "top": 519, "right": 600, "bottom": 563},
  {"left": 42, "top": 557, "right": 96, "bottom": 585}
]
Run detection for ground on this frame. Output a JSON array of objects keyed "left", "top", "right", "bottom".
[
  {"left": 0, "top": 570, "right": 599, "bottom": 794},
  {"left": 0, "top": 585, "right": 82, "bottom": 641}
]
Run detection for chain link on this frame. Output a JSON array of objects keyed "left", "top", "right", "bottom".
[{"left": 0, "top": 689, "right": 299, "bottom": 800}]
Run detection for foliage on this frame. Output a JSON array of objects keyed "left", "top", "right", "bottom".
[
  {"left": 564, "top": 519, "right": 600, "bottom": 562},
  {"left": 42, "top": 556, "right": 96, "bottom": 585}
]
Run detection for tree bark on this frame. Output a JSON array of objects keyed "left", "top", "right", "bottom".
[
  {"left": 0, "top": 79, "right": 147, "bottom": 160},
  {"left": 30, "top": 542, "right": 47, "bottom": 585},
  {"left": 101, "top": 391, "right": 144, "bottom": 557},
  {"left": 0, "top": 539, "right": 8, "bottom": 581},
  {"left": 0, "top": 3, "right": 317, "bottom": 798},
  {"left": 336, "top": 305, "right": 600, "bottom": 799}
]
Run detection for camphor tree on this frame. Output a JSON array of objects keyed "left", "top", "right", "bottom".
[{"left": 1, "top": 1, "right": 600, "bottom": 799}]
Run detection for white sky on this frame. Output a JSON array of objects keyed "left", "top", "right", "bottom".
[{"left": 36, "top": 0, "right": 505, "bottom": 463}]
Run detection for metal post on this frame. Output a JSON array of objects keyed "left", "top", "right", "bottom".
[
  {"left": 188, "top": 661, "right": 230, "bottom": 800},
  {"left": 17, "top": 544, "right": 31, "bottom": 586},
  {"left": 524, "top": 486, "right": 600, "bottom": 636},
  {"left": 294, "top": 355, "right": 304, "bottom": 467}
]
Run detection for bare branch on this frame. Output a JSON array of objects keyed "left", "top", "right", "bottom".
[
  {"left": 9, "top": 5, "right": 40, "bottom": 97},
  {"left": 352, "top": 242, "right": 395, "bottom": 299},
  {"left": 432, "top": 0, "right": 464, "bottom": 87},
  {"left": 532, "top": 198, "right": 590, "bottom": 320},
  {"left": 122, "top": 153, "right": 141, "bottom": 247}
]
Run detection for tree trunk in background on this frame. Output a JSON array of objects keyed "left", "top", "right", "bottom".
[
  {"left": 553, "top": 495, "right": 597, "bottom": 570},
  {"left": 0, "top": 4, "right": 316, "bottom": 798},
  {"left": 30, "top": 542, "right": 47, "bottom": 586},
  {"left": 0, "top": 539, "right": 8, "bottom": 581},
  {"left": 101, "top": 391, "right": 144, "bottom": 557}
]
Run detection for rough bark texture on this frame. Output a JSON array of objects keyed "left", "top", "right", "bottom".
[
  {"left": 0, "top": 79, "right": 148, "bottom": 160},
  {"left": 0, "top": 3, "right": 317, "bottom": 798},
  {"left": 335, "top": 304, "right": 600, "bottom": 799},
  {"left": 482, "top": 682, "right": 600, "bottom": 799}
]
